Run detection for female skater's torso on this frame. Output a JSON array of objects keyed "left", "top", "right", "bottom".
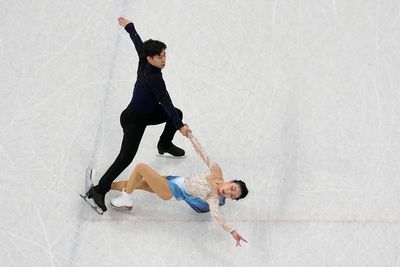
[{"left": 184, "top": 171, "right": 223, "bottom": 200}]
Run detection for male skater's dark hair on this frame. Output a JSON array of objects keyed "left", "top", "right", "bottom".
[
  {"left": 143, "top": 39, "right": 167, "bottom": 57},
  {"left": 233, "top": 180, "right": 249, "bottom": 201}
]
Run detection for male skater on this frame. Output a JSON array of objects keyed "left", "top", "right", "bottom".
[{"left": 87, "top": 17, "right": 191, "bottom": 212}]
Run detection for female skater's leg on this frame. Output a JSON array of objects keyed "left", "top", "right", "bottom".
[
  {"left": 111, "top": 180, "right": 154, "bottom": 193},
  {"left": 111, "top": 181, "right": 128, "bottom": 191},
  {"left": 125, "top": 163, "right": 173, "bottom": 200},
  {"left": 110, "top": 164, "right": 170, "bottom": 210}
]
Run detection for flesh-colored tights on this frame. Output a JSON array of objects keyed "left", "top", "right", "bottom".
[{"left": 111, "top": 163, "right": 173, "bottom": 200}]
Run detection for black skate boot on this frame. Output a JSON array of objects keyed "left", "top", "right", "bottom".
[
  {"left": 87, "top": 186, "right": 107, "bottom": 212},
  {"left": 157, "top": 142, "right": 185, "bottom": 157}
]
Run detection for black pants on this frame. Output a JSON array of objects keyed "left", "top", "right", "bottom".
[{"left": 96, "top": 106, "right": 183, "bottom": 194}]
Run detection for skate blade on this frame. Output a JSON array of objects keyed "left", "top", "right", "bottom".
[
  {"left": 110, "top": 202, "right": 133, "bottom": 212},
  {"left": 80, "top": 193, "right": 104, "bottom": 215},
  {"left": 156, "top": 154, "right": 186, "bottom": 159},
  {"left": 85, "top": 168, "right": 95, "bottom": 191}
]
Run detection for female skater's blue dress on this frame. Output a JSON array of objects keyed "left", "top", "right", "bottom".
[{"left": 166, "top": 175, "right": 225, "bottom": 213}]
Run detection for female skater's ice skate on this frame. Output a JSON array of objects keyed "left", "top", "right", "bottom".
[{"left": 110, "top": 188, "right": 133, "bottom": 211}]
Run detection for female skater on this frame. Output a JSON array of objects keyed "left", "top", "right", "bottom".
[{"left": 110, "top": 133, "right": 249, "bottom": 246}]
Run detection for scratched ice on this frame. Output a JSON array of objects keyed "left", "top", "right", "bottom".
[{"left": 1, "top": 1, "right": 400, "bottom": 266}]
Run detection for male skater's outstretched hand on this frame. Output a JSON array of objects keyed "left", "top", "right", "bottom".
[
  {"left": 179, "top": 124, "right": 191, "bottom": 137},
  {"left": 118, "top": 17, "right": 131, "bottom": 27}
]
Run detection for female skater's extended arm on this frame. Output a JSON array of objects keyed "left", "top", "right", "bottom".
[
  {"left": 188, "top": 133, "right": 220, "bottom": 173},
  {"left": 208, "top": 197, "right": 248, "bottom": 247}
]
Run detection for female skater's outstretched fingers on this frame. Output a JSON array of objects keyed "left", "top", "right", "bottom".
[{"left": 232, "top": 231, "right": 248, "bottom": 247}]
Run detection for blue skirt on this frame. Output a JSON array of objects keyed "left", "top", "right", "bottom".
[{"left": 166, "top": 175, "right": 225, "bottom": 213}]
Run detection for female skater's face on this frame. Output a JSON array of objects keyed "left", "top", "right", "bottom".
[
  {"left": 219, "top": 182, "right": 241, "bottom": 199},
  {"left": 147, "top": 49, "right": 166, "bottom": 69}
]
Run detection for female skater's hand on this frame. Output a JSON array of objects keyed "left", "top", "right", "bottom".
[
  {"left": 231, "top": 230, "right": 248, "bottom": 247},
  {"left": 179, "top": 124, "right": 191, "bottom": 137},
  {"left": 118, "top": 17, "right": 131, "bottom": 27}
]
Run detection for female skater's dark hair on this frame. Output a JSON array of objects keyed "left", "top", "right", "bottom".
[
  {"left": 143, "top": 39, "right": 167, "bottom": 57},
  {"left": 233, "top": 180, "right": 248, "bottom": 201}
]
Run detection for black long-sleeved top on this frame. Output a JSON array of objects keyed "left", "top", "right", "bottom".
[{"left": 124, "top": 22, "right": 183, "bottom": 130}]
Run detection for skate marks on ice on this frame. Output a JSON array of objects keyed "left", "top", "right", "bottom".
[{"left": 79, "top": 168, "right": 104, "bottom": 215}]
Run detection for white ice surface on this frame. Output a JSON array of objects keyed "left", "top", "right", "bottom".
[{"left": 1, "top": 1, "right": 400, "bottom": 266}]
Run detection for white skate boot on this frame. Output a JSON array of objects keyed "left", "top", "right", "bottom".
[{"left": 110, "top": 188, "right": 133, "bottom": 211}]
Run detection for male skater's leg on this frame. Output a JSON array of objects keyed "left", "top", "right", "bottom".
[
  {"left": 152, "top": 108, "right": 185, "bottom": 156},
  {"left": 88, "top": 123, "right": 146, "bottom": 211}
]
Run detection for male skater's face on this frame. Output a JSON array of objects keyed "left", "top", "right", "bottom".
[{"left": 147, "top": 49, "right": 166, "bottom": 69}]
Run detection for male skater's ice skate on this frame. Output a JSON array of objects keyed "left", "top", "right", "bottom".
[{"left": 80, "top": 168, "right": 104, "bottom": 215}]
